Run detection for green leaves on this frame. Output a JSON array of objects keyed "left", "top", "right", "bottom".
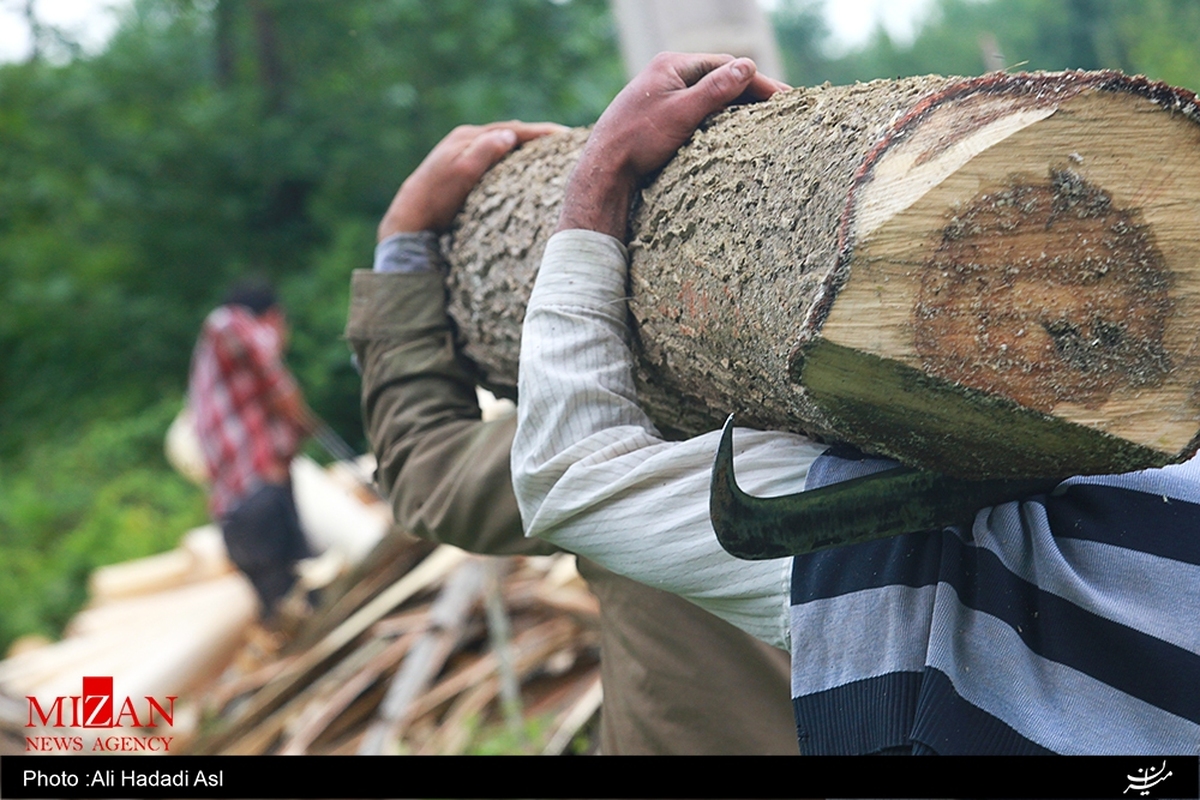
[
  {"left": 2, "top": 0, "right": 628, "bottom": 652},
  {"left": 0, "top": 0, "right": 623, "bottom": 652},
  {"left": 0, "top": 0, "right": 623, "bottom": 458},
  {"left": 0, "top": 399, "right": 208, "bottom": 650},
  {"left": 774, "top": 0, "right": 1200, "bottom": 92}
]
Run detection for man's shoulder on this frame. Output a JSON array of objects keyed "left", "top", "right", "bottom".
[
  {"left": 203, "top": 305, "right": 277, "bottom": 349},
  {"left": 201, "top": 305, "right": 242, "bottom": 339},
  {"left": 1061, "top": 451, "right": 1200, "bottom": 503},
  {"left": 204, "top": 304, "right": 251, "bottom": 330}
]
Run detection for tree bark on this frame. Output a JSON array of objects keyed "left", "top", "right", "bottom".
[{"left": 444, "top": 72, "right": 1200, "bottom": 479}]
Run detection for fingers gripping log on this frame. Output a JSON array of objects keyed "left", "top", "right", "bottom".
[{"left": 445, "top": 71, "right": 1200, "bottom": 480}]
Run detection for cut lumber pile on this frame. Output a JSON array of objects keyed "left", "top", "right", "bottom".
[
  {"left": 0, "top": 525, "right": 257, "bottom": 753},
  {"left": 172, "top": 394, "right": 605, "bottom": 756},
  {"left": 0, "top": 444, "right": 392, "bottom": 754},
  {"left": 185, "top": 536, "right": 602, "bottom": 756},
  {"left": 1, "top": 448, "right": 605, "bottom": 757},
  {"left": 445, "top": 71, "right": 1200, "bottom": 479}
]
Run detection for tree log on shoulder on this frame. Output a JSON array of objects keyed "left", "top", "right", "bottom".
[{"left": 445, "top": 72, "right": 1200, "bottom": 480}]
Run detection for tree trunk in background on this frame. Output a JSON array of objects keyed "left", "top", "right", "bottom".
[
  {"left": 609, "top": 0, "right": 784, "bottom": 80},
  {"left": 214, "top": 0, "right": 236, "bottom": 88},
  {"left": 249, "top": 0, "right": 286, "bottom": 112},
  {"left": 445, "top": 72, "right": 1200, "bottom": 479},
  {"left": 22, "top": 0, "right": 44, "bottom": 63}
]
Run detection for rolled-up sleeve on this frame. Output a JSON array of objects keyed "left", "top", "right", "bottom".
[{"left": 512, "top": 229, "right": 825, "bottom": 649}]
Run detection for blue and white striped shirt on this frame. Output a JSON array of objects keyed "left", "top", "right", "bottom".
[{"left": 791, "top": 448, "right": 1200, "bottom": 754}]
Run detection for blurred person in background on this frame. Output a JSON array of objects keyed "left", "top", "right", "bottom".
[{"left": 189, "top": 279, "right": 317, "bottom": 620}]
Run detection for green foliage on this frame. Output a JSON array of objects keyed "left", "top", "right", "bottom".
[
  {"left": 774, "top": 0, "right": 1200, "bottom": 92},
  {"left": 0, "top": 0, "right": 622, "bottom": 651},
  {"left": 0, "top": 0, "right": 624, "bottom": 456},
  {"left": 771, "top": 0, "right": 833, "bottom": 88},
  {"left": 1117, "top": 0, "right": 1200, "bottom": 90},
  {"left": 0, "top": 397, "right": 207, "bottom": 650},
  {"left": 458, "top": 711, "right": 595, "bottom": 755},
  {"left": 281, "top": 218, "right": 375, "bottom": 447}
]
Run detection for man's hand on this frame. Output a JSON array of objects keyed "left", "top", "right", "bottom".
[
  {"left": 379, "top": 121, "right": 567, "bottom": 241},
  {"left": 558, "top": 53, "right": 789, "bottom": 239}
]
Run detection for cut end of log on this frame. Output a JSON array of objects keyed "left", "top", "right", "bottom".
[
  {"left": 914, "top": 169, "right": 1173, "bottom": 413},
  {"left": 794, "top": 72, "right": 1200, "bottom": 477}
]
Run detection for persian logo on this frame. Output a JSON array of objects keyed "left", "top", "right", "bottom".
[{"left": 1124, "top": 760, "right": 1173, "bottom": 796}]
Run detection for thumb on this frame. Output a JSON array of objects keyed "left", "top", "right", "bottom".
[
  {"left": 684, "top": 57, "right": 757, "bottom": 116},
  {"left": 457, "top": 128, "right": 520, "bottom": 181}
]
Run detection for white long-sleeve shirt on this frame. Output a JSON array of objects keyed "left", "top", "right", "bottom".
[{"left": 512, "top": 229, "right": 822, "bottom": 649}]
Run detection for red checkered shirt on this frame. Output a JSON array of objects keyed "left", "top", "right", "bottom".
[{"left": 188, "top": 305, "right": 306, "bottom": 519}]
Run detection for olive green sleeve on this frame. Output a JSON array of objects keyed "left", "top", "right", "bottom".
[{"left": 344, "top": 269, "right": 555, "bottom": 557}]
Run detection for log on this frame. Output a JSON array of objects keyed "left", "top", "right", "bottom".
[
  {"left": 0, "top": 574, "right": 255, "bottom": 702},
  {"left": 413, "top": 616, "right": 581, "bottom": 755},
  {"left": 445, "top": 71, "right": 1200, "bottom": 478},
  {"left": 220, "top": 635, "right": 394, "bottom": 755},
  {"left": 541, "top": 671, "right": 602, "bottom": 756},
  {"left": 191, "top": 545, "right": 468, "bottom": 754},
  {"left": 357, "top": 557, "right": 488, "bottom": 755},
  {"left": 87, "top": 525, "right": 231, "bottom": 603},
  {"left": 278, "top": 630, "right": 418, "bottom": 755}
]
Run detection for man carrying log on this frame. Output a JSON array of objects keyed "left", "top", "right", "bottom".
[
  {"left": 189, "top": 280, "right": 317, "bottom": 619},
  {"left": 512, "top": 52, "right": 1200, "bottom": 754},
  {"left": 344, "top": 123, "right": 800, "bottom": 753}
]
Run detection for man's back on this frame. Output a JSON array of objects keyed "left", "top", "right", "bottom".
[
  {"left": 347, "top": 263, "right": 799, "bottom": 754},
  {"left": 513, "top": 210, "right": 1200, "bottom": 754},
  {"left": 787, "top": 447, "right": 1200, "bottom": 754},
  {"left": 190, "top": 303, "right": 304, "bottom": 519}
]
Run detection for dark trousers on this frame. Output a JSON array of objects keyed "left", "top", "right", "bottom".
[{"left": 221, "top": 482, "right": 310, "bottom": 616}]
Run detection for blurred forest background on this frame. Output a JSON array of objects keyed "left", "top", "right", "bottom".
[{"left": 4, "top": 0, "right": 1200, "bottom": 654}]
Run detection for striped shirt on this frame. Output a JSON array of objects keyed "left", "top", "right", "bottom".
[
  {"left": 792, "top": 447, "right": 1200, "bottom": 754},
  {"left": 513, "top": 229, "right": 1200, "bottom": 754}
]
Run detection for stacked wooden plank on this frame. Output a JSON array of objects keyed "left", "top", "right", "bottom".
[
  {"left": 184, "top": 535, "right": 603, "bottom": 756},
  {"left": 0, "top": 525, "right": 258, "bottom": 753}
]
